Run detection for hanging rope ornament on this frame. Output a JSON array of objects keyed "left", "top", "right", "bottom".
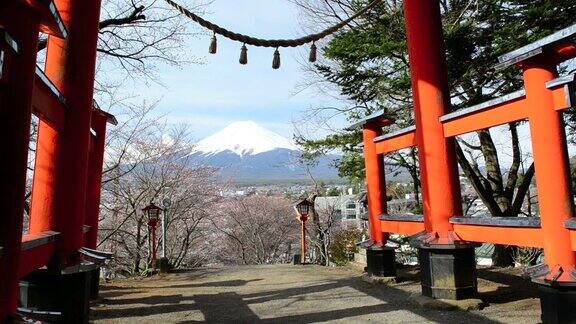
[
  {"left": 239, "top": 44, "right": 248, "bottom": 65},
  {"left": 162, "top": 0, "right": 382, "bottom": 68},
  {"left": 209, "top": 33, "right": 217, "bottom": 54},
  {"left": 272, "top": 48, "right": 281, "bottom": 69},
  {"left": 309, "top": 42, "right": 317, "bottom": 63}
]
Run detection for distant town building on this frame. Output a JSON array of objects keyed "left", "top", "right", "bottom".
[{"left": 315, "top": 194, "right": 368, "bottom": 229}]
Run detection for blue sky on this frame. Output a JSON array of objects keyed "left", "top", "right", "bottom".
[{"left": 126, "top": 0, "right": 344, "bottom": 141}]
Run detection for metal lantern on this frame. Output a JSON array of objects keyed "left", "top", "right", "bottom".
[
  {"left": 294, "top": 198, "right": 314, "bottom": 265},
  {"left": 143, "top": 202, "right": 161, "bottom": 225},
  {"left": 295, "top": 199, "right": 314, "bottom": 218}
]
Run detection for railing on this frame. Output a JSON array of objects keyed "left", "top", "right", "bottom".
[
  {"left": 19, "top": 231, "right": 59, "bottom": 278},
  {"left": 354, "top": 23, "right": 576, "bottom": 259},
  {"left": 1, "top": 1, "right": 117, "bottom": 320}
]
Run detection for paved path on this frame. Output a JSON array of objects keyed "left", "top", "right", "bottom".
[{"left": 91, "top": 265, "right": 540, "bottom": 323}]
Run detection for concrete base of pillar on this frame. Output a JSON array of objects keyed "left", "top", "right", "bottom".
[
  {"left": 366, "top": 247, "right": 396, "bottom": 277},
  {"left": 19, "top": 269, "right": 91, "bottom": 324},
  {"left": 292, "top": 254, "right": 301, "bottom": 265},
  {"left": 158, "top": 257, "right": 170, "bottom": 273},
  {"left": 538, "top": 284, "right": 576, "bottom": 324},
  {"left": 418, "top": 246, "right": 477, "bottom": 300},
  {"left": 89, "top": 268, "right": 101, "bottom": 300}
]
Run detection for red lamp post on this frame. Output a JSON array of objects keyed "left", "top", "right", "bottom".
[
  {"left": 295, "top": 199, "right": 314, "bottom": 265},
  {"left": 143, "top": 202, "right": 162, "bottom": 271}
]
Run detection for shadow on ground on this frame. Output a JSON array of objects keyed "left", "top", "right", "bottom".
[{"left": 92, "top": 265, "right": 539, "bottom": 323}]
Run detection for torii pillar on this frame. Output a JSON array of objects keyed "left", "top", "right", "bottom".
[
  {"left": 362, "top": 117, "right": 396, "bottom": 277},
  {"left": 0, "top": 2, "right": 41, "bottom": 320},
  {"left": 24, "top": 0, "right": 103, "bottom": 322},
  {"left": 404, "top": 0, "right": 477, "bottom": 300},
  {"left": 522, "top": 55, "right": 576, "bottom": 323},
  {"left": 85, "top": 108, "right": 117, "bottom": 300}
]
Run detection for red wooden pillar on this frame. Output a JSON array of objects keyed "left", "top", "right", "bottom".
[
  {"left": 29, "top": 0, "right": 103, "bottom": 264},
  {"left": 362, "top": 123, "right": 387, "bottom": 245},
  {"left": 85, "top": 110, "right": 115, "bottom": 249},
  {"left": 522, "top": 59, "right": 576, "bottom": 282},
  {"left": 403, "top": 0, "right": 476, "bottom": 300},
  {"left": 361, "top": 120, "right": 396, "bottom": 277},
  {"left": 403, "top": 0, "right": 462, "bottom": 238},
  {"left": 0, "top": 2, "right": 40, "bottom": 319},
  {"left": 300, "top": 218, "right": 307, "bottom": 264}
]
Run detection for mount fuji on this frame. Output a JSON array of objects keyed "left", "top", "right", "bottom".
[{"left": 187, "top": 121, "right": 340, "bottom": 183}]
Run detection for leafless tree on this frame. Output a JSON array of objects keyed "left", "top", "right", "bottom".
[
  {"left": 97, "top": 117, "right": 222, "bottom": 275},
  {"left": 39, "top": 0, "right": 205, "bottom": 79},
  {"left": 309, "top": 194, "right": 344, "bottom": 266},
  {"left": 211, "top": 195, "right": 299, "bottom": 265},
  {"left": 292, "top": 0, "right": 542, "bottom": 266},
  {"left": 25, "top": 0, "right": 210, "bottom": 217}
]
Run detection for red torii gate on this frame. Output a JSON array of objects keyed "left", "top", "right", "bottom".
[
  {"left": 0, "top": 0, "right": 114, "bottom": 322},
  {"left": 1, "top": 0, "right": 576, "bottom": 322},
  {"left": 353, "top": 1, "right": 576, "bottom": 322}
]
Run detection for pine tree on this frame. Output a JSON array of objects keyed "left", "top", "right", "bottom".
[{"left": 297, "top": 0, "right": 576, "bottom": 266}]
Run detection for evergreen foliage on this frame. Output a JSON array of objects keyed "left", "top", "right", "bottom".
[{"left": 297, "top": 0, "right": 576, "bottom": 266}]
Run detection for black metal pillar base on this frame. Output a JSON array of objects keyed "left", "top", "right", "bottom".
[
  {"left": 538, "top": 284, "right": 576, "bottom": 324},
  {"left": 418, "top": 246, "right": 477, "bottom": 300},
  {"left": 19, "top": 269, "right": 92, "bottom": 324},
  {"left": 89, "top": 268, "right": 101, "bottom": 300},
  {"left": 366, "top": 247, "right": 396, "bottom": 277},
  {"left": 292, "top": 254, "right": 301, "bottom": 265},
  {"left": 158, "top": 257, "right": 170, "bottom": 273}
]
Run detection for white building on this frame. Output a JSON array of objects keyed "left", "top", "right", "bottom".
[{"left": 314, "top": 194, "right": 368, "bottom": 229}]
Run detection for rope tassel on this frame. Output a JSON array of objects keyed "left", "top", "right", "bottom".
[
  {"left": 239, "top": 44, "right": 248, "bottom": 65},
  {"left": 209, "top": 33, "right": 217, "bottom": 54},
  {"left": 272, "top": 48, "right": 281, "bottom": 69},
  {"left": 309, "top": 42, "right": 317, "bottom": 63},
  {"left": 163, "top": 0, "right": 382, "bottom": 50}
]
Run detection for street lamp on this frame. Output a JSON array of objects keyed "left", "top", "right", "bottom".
[
  {"left": 158, "top": 198, "right": 171, "bottom": 273},
  {"left": 143, "top": 202, "right": 162, "bottom": 271},
  {"left": 161, "top": 198, "right": 171, "bottom": 259},
  {"left": 294, "top": 199, "right": 314, "bottom": 265}
]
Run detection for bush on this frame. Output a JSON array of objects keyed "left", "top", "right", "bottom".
[{"left": 329, "top": 228, "right": 364, "bottom": 266}]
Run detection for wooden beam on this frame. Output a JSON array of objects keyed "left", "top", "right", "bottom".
[
  {"left": 570, "top": 230, "right": 576, "bottom": 251},
  {"left": 441, "top": 91, "right": 528, "bottom": 137},
  {"left": 32, "top": 66, "right": 66, "bottom": 130},
  {"left": 441, "top": 76, "right": 574, "bottom": 138},
  {"left": 19, "top": 0, "right": 67, "bottom": 38},
  {"left": 546, "top": 74, "right": 575, "bottom": 111},
  {"left": 380, "top": 220, "right": 425, "bottom": 236},
  {"left": 453, "top": 224, "right": 543, "bottom": 248},
  {"left": 18, "top": 231, "right": 59, "bottom": 278},
  {"left": 374, "top": 126, "right": 417, "bottom": 155}
]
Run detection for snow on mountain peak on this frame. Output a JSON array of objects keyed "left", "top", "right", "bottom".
[{"left": 194, "top": 121, "right": 298, "bottom": 156}]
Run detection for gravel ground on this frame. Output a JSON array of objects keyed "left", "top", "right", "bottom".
[{"left": 91, "top": 264, "right": 541, "bottom": 323}]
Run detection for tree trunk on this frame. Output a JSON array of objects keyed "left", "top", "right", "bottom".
[
  {"left": 492, "top": 245, "right": 516, "bottom": 267},
  {"left": 410, "top": 148, "right": 421, "bottom": 205}
]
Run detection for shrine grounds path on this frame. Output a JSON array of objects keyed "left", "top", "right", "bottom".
[{"left": 91, "top": 264, "right": 540, "bottom": 323}]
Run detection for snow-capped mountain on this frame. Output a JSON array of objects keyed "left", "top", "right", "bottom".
[
  {"left": 194, "top": 121, "right": 298, "bottom": 156},
  {"left": 188, "top": 121, "right": 340, "bottom": 183}
]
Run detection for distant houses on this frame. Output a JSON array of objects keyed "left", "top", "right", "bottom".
[{"left": 315, "top": 194, "right": 366, "bottom": 223}]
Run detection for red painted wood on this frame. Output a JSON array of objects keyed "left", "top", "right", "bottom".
[
  {"left": 84, "top": 111, "right": 108, "bottom": 249},
  {"left": 381, "top": 220, "right": 425, "bottom": 236},
  {"left": 403, "top": 0, "right": 462, "bottom": 237},
  {"left": 374, "top": 131, "right": 416, "bottom": 155},
  {"left": 18, "top": 0, "right": 67, "bottom": 38},
  {"left": 363, "top": 123, "right": 388, "bottom": 245},
  {"left": 0, "top": 1, "right": 41, "bottom": 319},
  {"left": 18, "top": 232, "right": 58, "bottom": 278},
  {"left": 31, "top": 72, "right": 66, "bottom": 130},
  {"left": 523, "top": 59, "right": 576, "bottom": 283},
  {"left": 442, "top": 98, "right": 528, "bottom": 137},
  {"left": 453, "top": 224, "right": 543, "bottom": 248},
  {"left": 29, "top": 0, "right": 103, "bottom": 265}
]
